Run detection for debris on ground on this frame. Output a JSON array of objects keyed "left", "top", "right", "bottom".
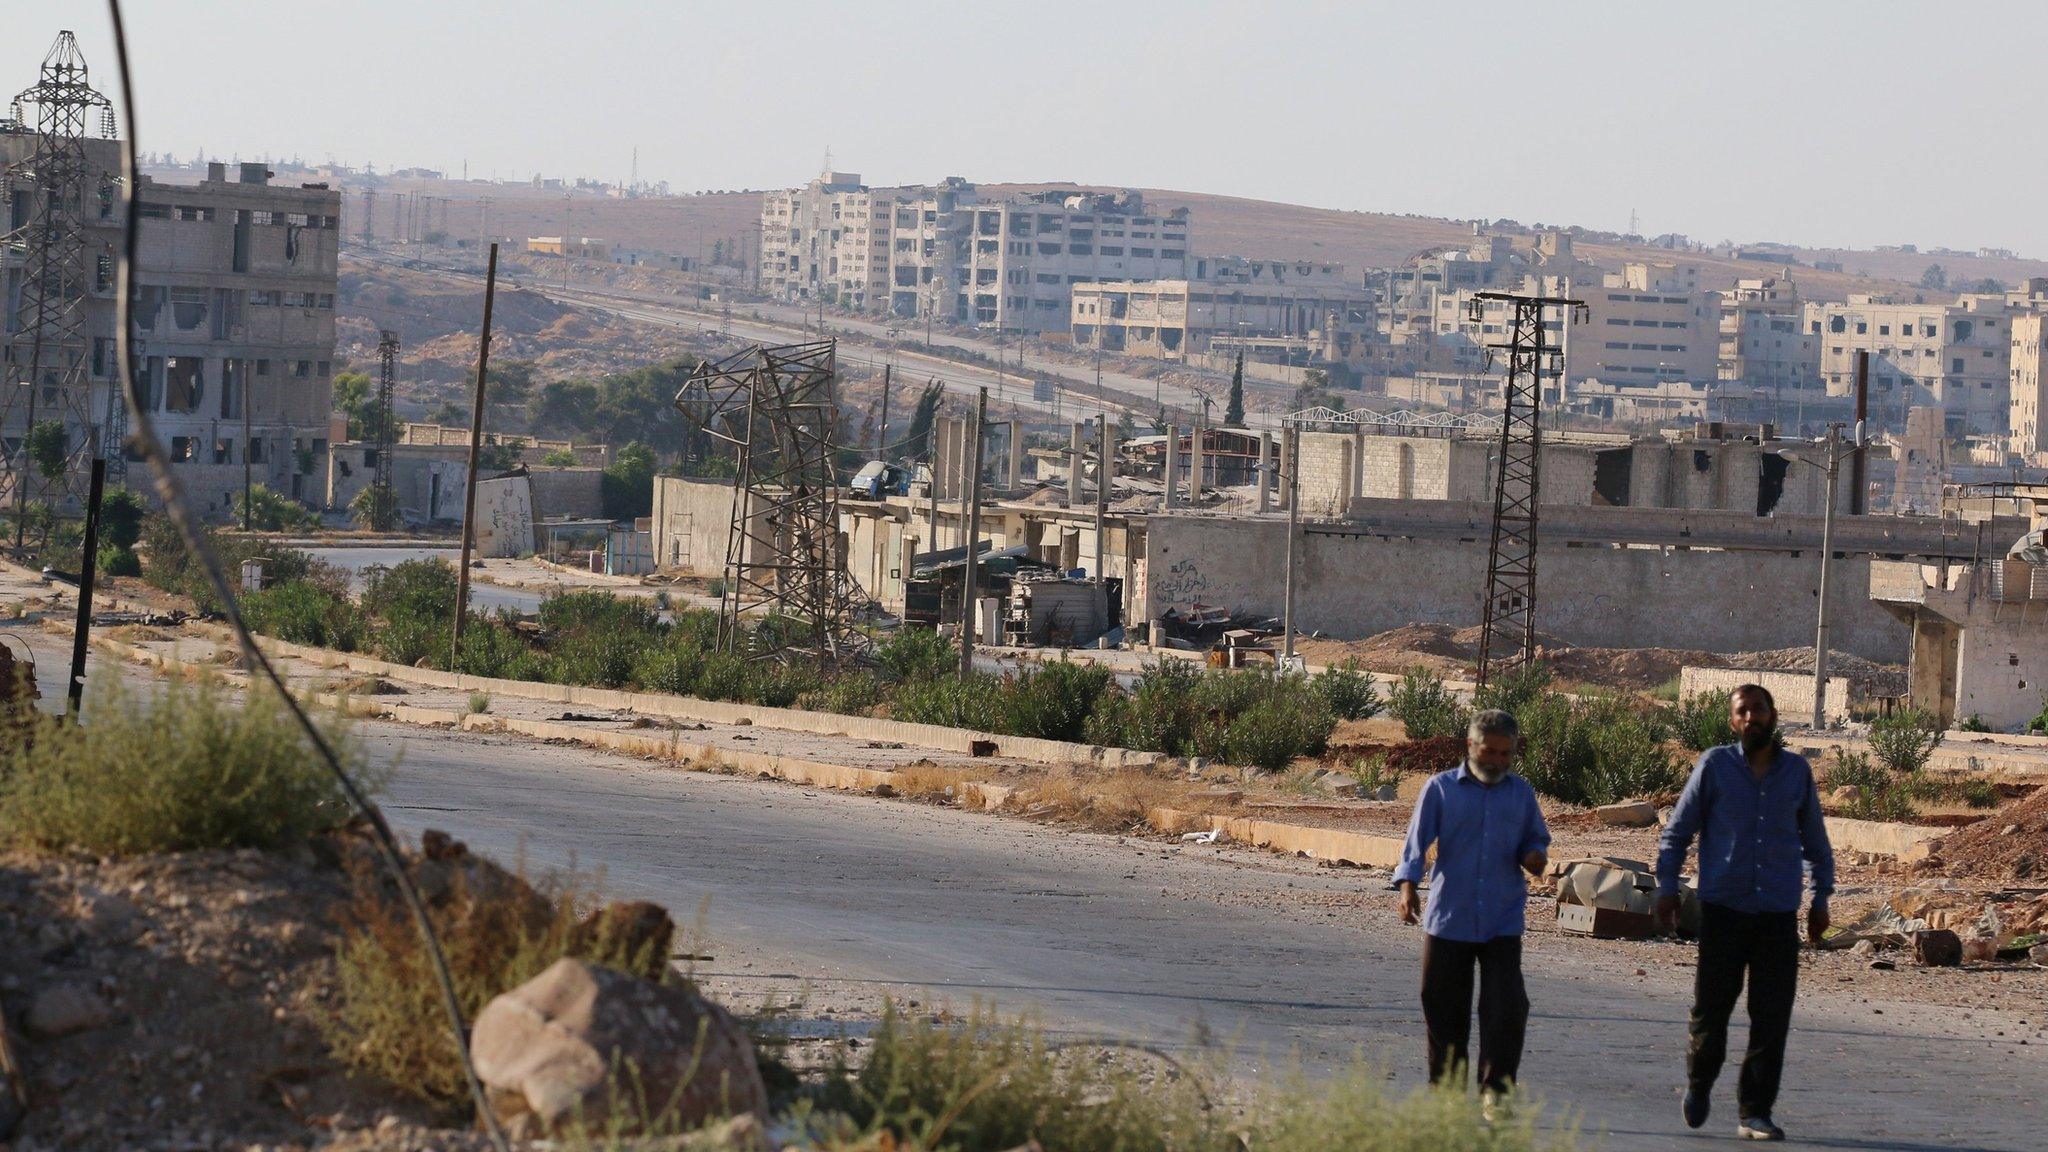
[{"left": 1928, "top": 786, "right": 2048, "bottom": 881}]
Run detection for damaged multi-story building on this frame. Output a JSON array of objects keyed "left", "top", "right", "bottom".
[
  {"left": 1069, "top": 256, "right": 1377, "bottom": 368},
  {"left": 3, "top": 40, "right": 340, "bottom": 517},
  {"left": 759, "top": 168, "right": 1189, "bottom": 333}
]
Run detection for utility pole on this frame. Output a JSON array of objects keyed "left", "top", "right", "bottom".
[
  {"left": 877, "top": 363, "right": 892, "bottom": 459},
  {"left": 957, "top": 387, "right": 988, "bottom": 678},
  {"left": 1778, "top": 421, "right": 1859, "bottom": 729},
  {"left": 1282, "top": 421, "right": 1300, "bottom": 664},
  {"left": 451, "top": 243, "right": 499, "bottom": 663},
  {"left": 1093, "top": 413, "right": 1109, "bottom": 580},
  {"left": 65, "top": 456, "right": 106, "bottom": 717},
  {"left": 241, "top": 365, "right": 253, "bottom": 530},
  {"left": 373, "top": 331, "right": 400, "bottom": 529}
]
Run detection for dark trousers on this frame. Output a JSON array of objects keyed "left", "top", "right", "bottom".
[
  {"left": 1420, "top": 933, "right": 1528, "bottom": 1093},
  {"left": 1688, "top": 902, "right": 1800, "bottom": 1119}
]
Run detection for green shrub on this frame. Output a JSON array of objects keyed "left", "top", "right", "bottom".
[
  {"left": 1083, "top": 658, "right": 1202, "bottom": 754},
  {"left": 800, "top": 670, "right": 888, "bottom": 716},
  {"left": 98, "top": 487, "right": 147, "bottom": 551},
  {"left": 1821, "top": 750, "right": 1915, "bottom": 821},
  {"left": 759, "top": 662, "right": 827, "bottom": 709},
  {"left": 231, "top": 483, "right": 320, "bottom": 531},
  {"left": 1956, "top": 713, "right": 1992, "bottom": 733},
  {"left": 241, "top": 579, "right": 364, "bottom": 650},
  {"left": 1671, "top": 689, "right": 1736, "bottom": 751},
  {"left": 141, "top": 516, "right": 326, "bottom": 614},
  {"left": 0, "top": 678, "right": 372, "bottom": 854},
  {"left": 1221, "top": 687, "right": 1336, "bottom": 770},
  {"left": 1869, "top": 707, "right": 1943, "bottom": 775},
  {"left": 454, "top": 616, "right": 548, "bottom": 680},
  {"left": 95, "top": 543, "right": 141, "bottom": 577},
  {"left": 1517, "top": 691, "right": 1681, "bottom": 806},
  {"left": 1389, "top": 666, "right": 1470, "bottom": 741},
  {"left": 893, "top": 673, "right": 1007, "bottom": 732},
  {"left": 1001, "top": 662, "right": 1117, "bottom": 743},
  {"left": 467, "top": 692, "right": 491, "bottom": 714},
  {"left": 1473, "top": 663, "right": 1552, "bottom": 717},
  {"left": 630, "top": 634, "right": 709, "bottom": 696},
  {"left": 691, "top": 652, "right": 766, "bottom": 703},
  {"left": 874, "top": 626, "right": 958, "bottom": 683},
  {"left": 1313, "top": 659, "right": 1383, "bottom": 721},
  {"left": 362, "top": 559, "right": 462, "bottom": 666}
]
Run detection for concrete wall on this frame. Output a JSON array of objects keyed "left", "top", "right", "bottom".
[
  {"left": 653, "top": 476, "right": 740, "bottom": 575},
  {"left": 1143, "top": 514, "right": 1911, "bottom": 661},
  {"left": 1679, "top": 666, "right": 1851, "bottom": 724},
  {"left": 527, "top": 467, "right": 605, "bottom": 521},
  {"left": 472, "top": 475, "right": 534, "bottom": 558}
]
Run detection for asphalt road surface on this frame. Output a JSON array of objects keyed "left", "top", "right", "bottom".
[{"left": 359, "top": 720, "right": 2044, "bottom": 1152}]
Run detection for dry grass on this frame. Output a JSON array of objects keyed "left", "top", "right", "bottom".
[
  {"left": 324, "top": 850, "right": 669, "bottom": 1105},
  {"left": 893, "top": 762, "right": 972, "bottom": 804},
  {"left": 1005, "top": 767, "right": 1236, "bottom": 833}
]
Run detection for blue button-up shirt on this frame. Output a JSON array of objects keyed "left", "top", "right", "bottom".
[
  {"left": 1656, "top": 744, "right": 1835, "bottom": 914},
  {"left": 1394, "top": 764, "right": 1551, "bottom": 943}
]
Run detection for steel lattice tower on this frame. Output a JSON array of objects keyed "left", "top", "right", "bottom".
[
  {"left": 2, "top": 31, "right": 118, "bottom": 526},
  {"left": 371, "top": 330, "right": 399, "bottom": 529},
  {"left": 1471, "top": 290, "right": 1583, "bottom": 686},
  {"left": 674, "top": 339, "right": 868, "bottom": 664}
]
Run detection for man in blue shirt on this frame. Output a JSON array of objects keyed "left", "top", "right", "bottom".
[
  {"left": 1394, "top": 708, "right": 1551, "bottom": 1101},
  {"left": 1656, "top": 683, "right": 1834, "bottom": 1142}
]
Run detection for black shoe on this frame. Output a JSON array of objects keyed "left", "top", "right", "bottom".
[
  {"left": 1682, "top": 1087, "right": 1710, "bottom": 1130},
  {"left": 1738, "top": 1116, "right": 1785, "bottom": 1141}
]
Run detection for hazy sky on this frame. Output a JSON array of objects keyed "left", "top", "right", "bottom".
[{"left": 13, "top": 0, "right": 2048, "bottom": 256}]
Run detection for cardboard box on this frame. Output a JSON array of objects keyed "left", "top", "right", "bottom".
[{"left": 1557, "top": 902, "right": 1658, "bottom": 939}]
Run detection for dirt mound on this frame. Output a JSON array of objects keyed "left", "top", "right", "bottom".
[
  {"left": 0, "top": 840, "right": 431, "bottom": 1148},
  {"left": 1929, "top": 787, "right": 2048, "bottom": 881},
  {"left": 1384, "top": 735, "right": 1465, "bottom": 777}
]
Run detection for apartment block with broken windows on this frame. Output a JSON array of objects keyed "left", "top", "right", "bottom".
[
  {"left": 1, "top": 144, "right": 340, "bottom": 513},
  {"left": 131, "top": 162, "right": 341, "bottom": 511}
]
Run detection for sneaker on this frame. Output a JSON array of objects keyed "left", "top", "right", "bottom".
[
  {"left": 1738, "top": 1116, "right": 1785, "bottom": 1141},
  {"left": 1480, "top": 1091, "right": 1501, "bottom": 1125},
  {"left": 1682, "top": 1086, "right": 1710, "bottom": 1129}
]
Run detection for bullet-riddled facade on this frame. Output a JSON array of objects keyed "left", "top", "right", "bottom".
[{"left": 1, "top": 140, "right": 341, "bottom": 512}]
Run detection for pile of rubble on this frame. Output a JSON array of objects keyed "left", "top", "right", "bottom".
[{"left": 1828, "top": 887, "right": 2048, "bottom": 969}]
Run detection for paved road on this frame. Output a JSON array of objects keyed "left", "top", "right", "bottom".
[{"left": 358, "top": 720, "right": 2043, "bottom": 1152}]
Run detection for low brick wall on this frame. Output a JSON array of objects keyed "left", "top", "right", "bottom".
[{"left": 1679, "top": 666, "right": 1850, "bottom": 725}]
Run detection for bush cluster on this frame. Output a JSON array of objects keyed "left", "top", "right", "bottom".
[{"left": 0, "top": 677, "right": 371, "bottom": 854}]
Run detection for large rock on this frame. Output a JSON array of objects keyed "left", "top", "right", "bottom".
[
  {"left": 471, "top": 958, "right": 766, "bottom": 1136},
  {"left": 25, "top": 982, "right": 112, "bottom": 1038},
  {"left": 1593, "top": 800, "right": 1659, "bottom": 828},
  {"left": 570, "top": 901, "right": 675, "bottom": 982}
]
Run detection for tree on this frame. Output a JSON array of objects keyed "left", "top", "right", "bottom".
[
  {"left": 1919, "top": 263, "right": 1947, "bottom": 290},
  {"left": 233, "top": 483, "right": 319, "bottom": 531},
  {"left": 892, "top": 379, "right": 945, "bottom": 461},
  {"left": 540, "top": 447, "right": 578, "bottom": 467},
  {"left": 601, "top": 441, "right": 657, "bottom": 520},
  {"left": 332, "top": 371, "right": 374, "bottom": 435},
  {"left": 1225, "top": 350, "right": 1246, "bottom": 427},
  {"left": 349, "top": 484, "right": 397, "bottom": 531},
  {"left": 25, "top": 421, "right": 67, "bottom": 481}
]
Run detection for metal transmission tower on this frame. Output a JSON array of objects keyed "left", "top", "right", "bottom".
[
  {"left": 370, "top": 330, "right": 400, "bottom": 529},
  {"left": 1, "top": 30, "right": 118, "bottom": 524},
  {"left": 1469, "top": 290, "right": 1584, "bottom": 687},
  {"left": 674, "top": 339, "right": 868, "bottom": 664}
]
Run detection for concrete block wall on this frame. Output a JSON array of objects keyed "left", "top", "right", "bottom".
[
  {"left": 1678, "top": 666, "right": 1850, "bottom": 724},
  {"left": 1144, "top": 514, "right": 1910, "bottom": 661}
]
